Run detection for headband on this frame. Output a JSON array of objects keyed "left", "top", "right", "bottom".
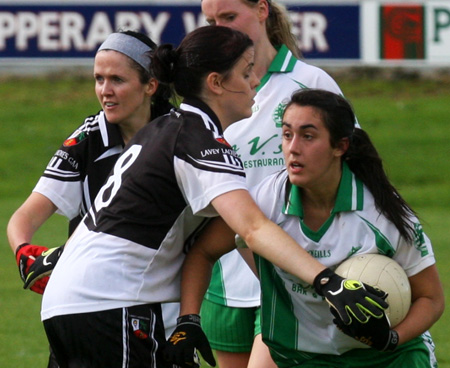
[{"left": 98, "top": 33, "right": 152, "bottom": 72}]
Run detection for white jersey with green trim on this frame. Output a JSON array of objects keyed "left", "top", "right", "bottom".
[
  {"left": 239, "top": 165, "right": 435, "bottom": 356},
  {"left": 205, "top": 45, "right": 346, "bottom": 308}
]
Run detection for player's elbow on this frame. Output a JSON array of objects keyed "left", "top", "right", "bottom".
[{"left": 238, "top": 217, "right": 270, "bottom": 252}]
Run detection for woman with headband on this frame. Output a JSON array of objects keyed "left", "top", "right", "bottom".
[
  {"left": 38, "top": 26, "right": 387, "bottom": 368},
  {"left": 200, "top": 1, "right": 352, "bottom": 367},
  {"left": 7, "top": 30, "right": 173, "bottom": 368}
]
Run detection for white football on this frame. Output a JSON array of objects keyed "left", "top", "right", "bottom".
[{"left": 335, "top": 254, "right": 411, "bottom": 327}]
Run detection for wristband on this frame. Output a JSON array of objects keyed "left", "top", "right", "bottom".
[
  {"left": 177, "top": 314, "right": 201, "bottom": 325},
  {"left": 383, "top": 329, "right": 399, "bottom": 352},
  {"left": 15, "top": 242, "right": 30, "bottom": 256}
]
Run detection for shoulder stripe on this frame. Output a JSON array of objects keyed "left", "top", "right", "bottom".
[
  {"left": 74, "top": 113, "right": 102, "bottom": 134},
  {"left": 43, "top": 167, "right": 80, "bottom": 179},
  {"left": 180, "top": 103, "right": 221, "bottom": 137},
  {"left": 187, "top": 155, "right": 245, "bottom": 176},
  {"left": 359, "top": 217, "right": 396, "bottom": 257}
]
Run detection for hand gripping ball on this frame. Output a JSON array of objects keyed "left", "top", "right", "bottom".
[{"left": 335, "top": 254, "right": 411, "bottom": 327}]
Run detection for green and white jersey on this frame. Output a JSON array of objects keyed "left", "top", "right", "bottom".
[
  {"left": 205, "top": 45, "right": 345, "bottom": 307},
  {"left": 239, "top": 164, "right": 435, "bottom": 359}
]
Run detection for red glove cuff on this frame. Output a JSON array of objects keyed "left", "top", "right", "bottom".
[
  {"left": 29, "top": 277, "right": 50, "bottom": 295},
  {"left": 15, "top": 243, "right": 48, "bottom": 265}
]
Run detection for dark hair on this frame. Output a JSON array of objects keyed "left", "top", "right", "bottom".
[
  {"left": 150, "top": 26, "right": 253, "bottom": 99},
  {"left": 284, "top": 89, "right": 416, "bottom": 242},
  {"left": 118, "top": 30, "right": 173, "bottom": 118}
]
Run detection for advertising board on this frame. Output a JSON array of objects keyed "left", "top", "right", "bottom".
[{"left": 0, "top": 1, "right": 448, "bottom": 67}]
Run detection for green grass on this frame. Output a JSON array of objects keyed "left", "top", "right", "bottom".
[
  {"left": 0, "top": 76, "right": 98, "bottom": 367},
  {"left": 339, "top": 75, "right": 450, "bottom": 367},
  {"left": 0, "top": 73, "right": 449, "bottom": 367}
]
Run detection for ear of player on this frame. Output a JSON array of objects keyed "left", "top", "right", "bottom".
[
  {"left": 313, "top": 268, "right": 389, "bottom": 324},
  {"left": 15, "top": 243, "right": 64, "bottom": 294},
  {"left": 165, "top": 314, "right": 216, "bottom": 368}
]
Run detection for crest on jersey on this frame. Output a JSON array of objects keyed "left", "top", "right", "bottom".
[
  {"left": 216, "top": 137, "right": 231, "bottom": 148},
  {"left": 273, "top": 98, "right": 290, "bottom": 128},
  {"left": 63, "top": 131, "right": 88, "bottom": 147},
  {"left": 131, "top": 317, "right": 149, "bottom": 340}
]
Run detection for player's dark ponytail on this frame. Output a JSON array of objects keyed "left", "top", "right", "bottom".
[
  {"left": 345, "top": 129, "right": 416, "bottom": 242},
  {"left": 150, "top": 44, "right": 179, "bottom": 85}
]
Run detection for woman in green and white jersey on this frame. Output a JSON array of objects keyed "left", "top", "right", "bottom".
[
  {"left": 238, "top": 89, "right": 444, "bottom": 367},
  {"left": 177, "top": 89, "right": 444, "bottom": 367},
  {"left": 200, "top": 1, "right": 349, "bottom": 366}
]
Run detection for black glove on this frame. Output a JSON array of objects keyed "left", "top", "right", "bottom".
[
  {"left": 165, "top": 314, "right": 216, "bottom": 367},
  {"left": 331, "top": 307, "right": 399, "bottom": 351},
  {"left": 313, "top": 268, "right": 389, "bottom": 324},
  {"left": 23, "top": 245, "right": 64, "bottom": 291}
]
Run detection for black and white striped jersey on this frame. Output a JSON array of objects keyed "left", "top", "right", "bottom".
[
  {"left": 41, "top": 98, "right": 247, "bottom": 319},
  {"left": 33, "top": 110, "right": 125, "bottom": 234}
]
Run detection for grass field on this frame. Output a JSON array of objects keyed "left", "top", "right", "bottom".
[{"left": 0, "top": 71, "right": 449, "bottom": 367}]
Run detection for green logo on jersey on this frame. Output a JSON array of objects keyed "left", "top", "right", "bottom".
[
  {"left": 248, "top": 135, "right": 279, "bottom": 155},
  {"left": 63, "top": 131, "right": 88, "bottom": 147},
  {"left": 292, "top": 282, "right": 310, "bottom": 295},
  {"left": 347, "top": 246, "right": 362, "bottom": 258},
  {"left": 291, "top": 79, "right": 308, "bottom": 89},
  {"left": 273, "top": 101, "right": 288, "bottom": 128},
  {"left": 413, "top": 223, "right": 429, "bottom": 256}
]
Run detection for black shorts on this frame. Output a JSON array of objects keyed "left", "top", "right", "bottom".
[{"left": 43, "top": 304, "right": 175, "bottom": 368}]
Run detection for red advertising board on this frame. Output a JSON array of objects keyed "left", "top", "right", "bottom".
[{"left": 380, "top": 5, "right": 425, "bottom": 59}]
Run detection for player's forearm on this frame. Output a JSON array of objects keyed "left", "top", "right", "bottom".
[
  {"left": 180, "top": 216, "right": 236, "bottom": 316},
  {"left": 395, "top": 266, "right": 445, "bottom": 345},
  {"left": 243, "top": 218, "right": 326, "bottom": 285},
  {"left": 179, "top": 248, "right": 214, "bottom": 316},
  {"left": 7, "top": 193, "right": 57, "bottom": 253},
  {"left": 395, "top": 295, "right": 444, "bottom": 345},
  {"left": 7, "top": 211, "right": 35, "bottom": 253},
  {"left": 212, "top": 190, "right": 326, "bottom": 285}
]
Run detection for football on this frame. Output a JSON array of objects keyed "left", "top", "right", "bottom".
[{"left": 335, "top": 254, "right": 411, "bottom": 327}]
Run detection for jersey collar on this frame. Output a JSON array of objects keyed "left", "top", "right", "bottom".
[
  {"left": 258, "top": 45, "right": 298, "bottom": 90},
  {"left": 181, "top": 98, "right": 224, "bottom": 135},
  {"left": 99, "top": 110, "right": 126, "bottom": 148},
  {"left": 283, "top": 162, "right": 364, "bottom": 218}
]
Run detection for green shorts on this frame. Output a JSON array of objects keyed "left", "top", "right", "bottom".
[
  {"left": 270, "top": 334, "right": 437, "bottom": 368},
  {"left": 200, "top": 299, "right": 261, "bottom": 353}
]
